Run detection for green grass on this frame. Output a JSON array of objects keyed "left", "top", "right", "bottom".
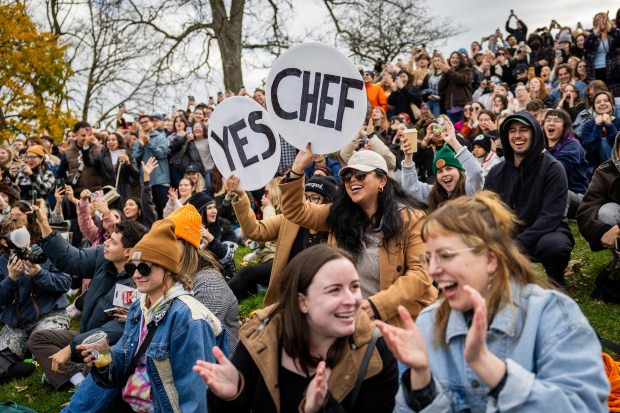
[{"left": 1, "top": 225, "right": 618, "bottom": 412}]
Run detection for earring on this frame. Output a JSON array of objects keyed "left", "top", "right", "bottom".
[
  {"left": 379, "top": 186, "right": 384, "bottom": 193},
  {"left": 487, "top": 272, "right": 496, "bottom": 291}
]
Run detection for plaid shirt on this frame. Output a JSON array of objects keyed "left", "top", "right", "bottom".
[
  {"left": 277, "top": 137, "right": 298, "bottom": 174},
  {"left": 15, "top": 166, "right": 55, "bottom": 202}
]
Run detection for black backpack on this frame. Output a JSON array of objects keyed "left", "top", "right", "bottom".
[{"left": 591, "top": 262, "right": 620, "bottom": 304}]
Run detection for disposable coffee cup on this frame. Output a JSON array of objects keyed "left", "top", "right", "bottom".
[
  {"left": 82, "top": 331, "right": 112, "bottom": 368},
  {"left": 402, "top": 129, "right": 418, "bottom": 154}
]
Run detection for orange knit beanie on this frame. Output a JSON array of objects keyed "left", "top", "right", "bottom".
[{"left": 167, "top": 204, "right": 202, "bottom": 249}]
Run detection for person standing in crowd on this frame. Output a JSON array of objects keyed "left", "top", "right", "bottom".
[
  {"left": 13, "top": 145, "right": 55, "bottom": 203},
  {"left": 57, "top": 122, "right": 103, "bottom": 196},
  {"left": 543, "top": 110, "right": 589, "bottom": 217},
  {"left": 122, "top": 157, "right": 158, "bottom": 229},
  {"left": 438, "top": 52, "right": 473, "bottom": 123},
  {"left": 83, "top": 219, "right": 227, "bottom": 413},
  {"left": 279, "top": 145, "right": 437, "bottom": 326},
  {"left": 0, "top": 217, "right": 71, "bottom": 382},
  {"left": 84, "top": 132, "right": 140, "bottom": 206},
  {"left": 402, "top": 119, "right": 483, "bottom": 211},
  {"left": 166, "top": 113, "right": 204, "bottom": 188},
  {"left": 196, "top": 244, "right": 399, "bottom": 412},
  {"left": 388, "top": 70, "right": 423, "bottom": 124},
  {"left": 363, "top": 70, "right": 388, "bottom": 112},
  {"left": 584, "top": 12, "right": 620, "bottom": 97},
  {"left": 421, "top": 54, "right": 446, "bottom": 117},
  {"left": 505, "top": 10, "right": 528, "bottom": 43},
  {"left": 227, "top": 174, "right": 337, "bottom": 303},
  {"left": 484, "top": 111, "right": 574, "bottom": 286},
  {"left": 380, "top": 191, "right": 609, "bottom": 412},
  {"left": 134, "top": 115, "right": 170, "bottom": 218}
]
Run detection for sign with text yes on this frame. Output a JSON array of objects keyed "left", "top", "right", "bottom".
[
  {"left": 266, "top": 42, "right": 366, "bottom": 154},
  {"left": 208, "top": 97, "right": 281, "bottom": 191}
]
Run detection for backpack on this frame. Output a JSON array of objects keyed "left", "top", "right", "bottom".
[{"left": 591, "top": 261, "right": 620, "bottom": 304}]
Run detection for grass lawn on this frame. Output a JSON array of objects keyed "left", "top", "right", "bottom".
[{"left": 1, "top": 229, "right": 619, "bottom": 412}]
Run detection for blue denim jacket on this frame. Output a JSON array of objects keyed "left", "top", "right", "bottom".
[
  {"left": 91, "top": 293, "right": 228, "bottom": 412},
  {"left": 395, "top": 282, "right": 609, "bottom": 412}
]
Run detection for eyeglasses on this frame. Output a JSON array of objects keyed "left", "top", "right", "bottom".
[
  {"left": 419, "top": 247, "right": 476, "bottom": 270},
  {"left": 464, "top": 107, "right": 472, "bottom": 112},
  {"left": 304, "top": 194, "right": 323, "bottom": 204},
  {"left": 497, "top": 52, "right": 506, "bottom": 56},
  {"left": 471, "top": 107, "right": 480, "bottom": 111},
  {"left": 342, "top": 170, "right": 371, "bottom": 183},
  {"left": 25, "top": 155, "right": 41, "bottom": 160},
  {"left": 125, "top": 262, "right": 153, "bottom": 277},
  {"left": 544, "top": 118, "right": 563, "bottom": 124}
]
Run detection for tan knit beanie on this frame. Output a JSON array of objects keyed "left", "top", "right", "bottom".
[{"left": 130, "top": 219, "right": 181, "bottom": 274}]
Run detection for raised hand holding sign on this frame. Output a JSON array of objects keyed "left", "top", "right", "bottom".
[
  {"left": 266, "top": 42, "right": 366, "bottom": 154},
  {"left": 208, "top": 97, "right": 281, "bottom": 191}
]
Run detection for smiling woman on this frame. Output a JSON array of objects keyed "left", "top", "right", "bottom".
[
  {"left": 377, "top": 191, "right": 609, "bottom": 412},
  {"left": 275, "top": 143, "right": 437, "bottom": 328},
  {"left": 401, "top": 116, "right": 483, "bottom": 211},
  {"left": 196, "top": 244, "right": 399, "bottom": 413}
]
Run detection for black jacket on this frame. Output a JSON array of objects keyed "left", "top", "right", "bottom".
[
  {"left": 169, "top": 135, "right": 204, "bottom": 174},
  {"left": 484, "top": 111, "right": 572, "bottom": 252},
  {"left": 39, "top": 231, "right": 128, "bottom": 361},
  {"left": 85, "top": 150, "right": 140, "bottom": 202},
  {"left": 387, "top": 86, "right": 422, "bottom": 122}
]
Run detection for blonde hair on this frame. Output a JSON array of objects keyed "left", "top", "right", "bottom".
[
  {"left": 265, "top": 177, "right": 282, "bottom": 215},
  {"left": 178, "top": 239, "right": 223, "bottom": 289},
  {"left": 421, "top": 191, "right": 548, "bottom": 347}
]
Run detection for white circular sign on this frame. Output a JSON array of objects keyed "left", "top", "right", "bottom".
[
  {"left": 266, "top": 42, "right": 366, "bottom": 154},
  {"left": 208, "top": 97, "right": 281, "bottom": 191}
]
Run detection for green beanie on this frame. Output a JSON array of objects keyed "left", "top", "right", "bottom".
[{"left": 432, "top": 145, "right": 465, "bottom": 175}]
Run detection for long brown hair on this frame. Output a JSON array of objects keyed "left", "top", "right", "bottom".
[
  {"left": 271, "top": 244, "right": 355, "bottom": 376},
  {"left": 421, "top": 191, "right": 548, "bottom": 347},
  {"left": 177, "top": 239, "right": 223, "bottom": 289},
  {"left": 428, "top": 169, "right": 467, "bottom": 212}
]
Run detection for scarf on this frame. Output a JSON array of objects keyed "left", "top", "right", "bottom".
[{"left": 139, "top": 282, "right": 188, "bottom": 326}]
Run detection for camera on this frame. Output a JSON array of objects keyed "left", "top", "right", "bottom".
[{"left": 4, "top": 227, "right": 46, "bottom": 264}]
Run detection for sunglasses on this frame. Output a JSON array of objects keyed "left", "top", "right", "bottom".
[
  {"left": 342, "top": 170, "right": 371, "bottom": 183},
  {"left": 125, "top": 262, "right": 153, "bottom": 277}
]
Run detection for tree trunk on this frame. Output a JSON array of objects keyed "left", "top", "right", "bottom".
[{"left": 211, "top": 0, "right": 244, "bottom": 92}]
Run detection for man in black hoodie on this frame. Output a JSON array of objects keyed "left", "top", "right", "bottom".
[{"left": 484, "top": 111, "right": 574, "bottom": 286}]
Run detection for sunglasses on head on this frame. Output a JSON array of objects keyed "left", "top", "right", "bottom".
[
  {"left": 125, "top": 262, "right": 153, "bottom": 277},
  {"left": 342, "top": 170, "right": 371, "bottom": 183}
]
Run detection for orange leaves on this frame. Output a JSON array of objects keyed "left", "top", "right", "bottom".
[{"left": 0, "top": 2, "right": 74, "bottom": 141}]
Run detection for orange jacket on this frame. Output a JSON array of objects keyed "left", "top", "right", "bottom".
[{"left": 365, "top": 83, "right": 388, "bottom": 112}]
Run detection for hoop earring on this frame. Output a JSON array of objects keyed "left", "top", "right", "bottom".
[{"left": 379, "top": 186, "right": 384, "bottom": 193}]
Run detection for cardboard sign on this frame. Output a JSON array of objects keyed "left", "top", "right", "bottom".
[
  {"left": 208, "top": 97, "right": 281, "bottom": 191},
  {"left": 266, "top": 42, "right": 366, "bottom": 154}
]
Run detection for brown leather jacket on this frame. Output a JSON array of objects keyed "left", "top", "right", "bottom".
[{"left": 209, "top": 306, "right": 397, "bottom": 412}]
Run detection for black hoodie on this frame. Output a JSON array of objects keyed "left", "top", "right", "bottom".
[{"left": 484, "top": 111, "right": 572, "bottom": 251}]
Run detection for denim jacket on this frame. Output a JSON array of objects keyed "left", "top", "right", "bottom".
[
  {"left": 395, "top": 282, "right": 609, "bottom": 412},
  {"left": 91, "top": 292, "right": 228, "bottom": 413}
]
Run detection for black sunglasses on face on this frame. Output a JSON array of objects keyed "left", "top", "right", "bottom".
[
  {"left": 342, "top": 170, "right": 371, "bottom": 183},
  {"left": 125, "top": 262, "right": 153, "bottom": 277}
]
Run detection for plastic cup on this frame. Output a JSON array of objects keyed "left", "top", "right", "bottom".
[
  {"left": 81, "top": 331, "right": 112, "bottom": 368},
  {"left": 402, "top": 129, "right": 418, "bottom": 154}
]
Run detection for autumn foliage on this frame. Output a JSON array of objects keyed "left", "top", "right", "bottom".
[{"left": 0, "top": 1, "right": 74, "bottom": 142}]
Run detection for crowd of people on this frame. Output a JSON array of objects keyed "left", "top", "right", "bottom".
[{"left": 0, "top": 7, "right": 619, "bottom": 413}]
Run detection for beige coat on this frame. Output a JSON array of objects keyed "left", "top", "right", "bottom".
[{"left": 278, "top": 177, "right": 437, "bottom": 327}]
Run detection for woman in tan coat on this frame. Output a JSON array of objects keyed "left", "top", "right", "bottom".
[{"left": 279, "top": 144, "right": 437, "bottom": 327}]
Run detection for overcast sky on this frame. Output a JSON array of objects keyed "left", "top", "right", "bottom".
[{"left": 238, "top": 0, "right": 615, "bottom": 91}]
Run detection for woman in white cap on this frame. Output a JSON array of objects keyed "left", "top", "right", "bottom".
[{"left": 279, "top": 144, "right": 437, "bottom": 327}]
